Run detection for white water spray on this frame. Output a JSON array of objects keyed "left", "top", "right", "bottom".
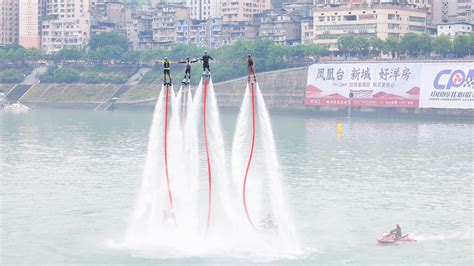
[{"left": 124, "top": 78, "right": 302, "bottom": 259}]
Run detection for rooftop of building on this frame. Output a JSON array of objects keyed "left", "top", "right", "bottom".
[
  {"left": 437, "top": 22, "right": 474, "bottom": 27},
  {"left": 314, "top": 3, "right": 430, "bottom": 12}
]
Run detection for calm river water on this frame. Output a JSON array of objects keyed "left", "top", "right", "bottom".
[{"left": 1, "top": 109, "right": 472, "bottom": 264}]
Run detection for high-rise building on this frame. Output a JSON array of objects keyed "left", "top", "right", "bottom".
[
  {"left": 1, "top": 0, "right": 19, "bottom": 46},
  {"left": 18, "top": 0, "right": 42, "bottom": 49},
  {"left": 432, "top": 0, "right": 473, "bottom": 24},
  {"left": 301, "top": 17, "right": 314, "bottom": 44},
  {"left": 151, "top": 3, "right": 190, "bottom": 48},
  {"left": 432, "top": 0, "right": 457, "bottom": 24},
  {"left": 432, "top": 0, "right": 474, "bottom": 25},
  {"left": 126, "top": 6, "right": 154, "bottom": 50},
  {"left": 41, "top": 0, "right": 91, "bottom": 54},
  {"left": 255, "top": 8, "right": 304, "bottom": 45},
  {"left": 221, "top": 0, "right": 272, "bottom": 22},
  {"left": 187, "top": 0, "right": 221, "bottom": 20},
  {"left": 221, "top": 21, "right": 257, "bottom": 44},
  {"left": 314, "top": 0, "right": 432, "bottom": 8},
  {"left": 313, "top": 4, "right": 429, "bottom": 51},
  {"left": 455, "top": 0, "right": 473, "bottom": 23},
  {"left": 91, "top": 0, "right": 130, "bottom": 34}
]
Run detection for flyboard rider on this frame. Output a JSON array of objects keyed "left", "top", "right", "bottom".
[
  {"left": 178, "top": 57, "right": 198, "bottom": 85},
  {"left": 247, "top": 54, "right": 256, "bottom": 82},
  {"left": 156, "top": 57, "right": 174, "bottom": 85},
  {"left": 199, "top": 51, "right": 214, "bottom": 76}
]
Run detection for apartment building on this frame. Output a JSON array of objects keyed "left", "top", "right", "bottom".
[
  {"left": 208, "top": 17, "right": 222, "bottom": 48},
  {"left": 221, "top": 0, "right": 272, "bottom": 22},
  {"left": 221, "top": 21, "right": 257, "bottom": 44},
  {"left": 18, "top": 0, "right": 42, "bottom": 49},
  {"left": 92, "top": 0, "right": 130, "bottom": 34},
  {"left": 432, "top": 0, "right": 473, "bottom": 24},
  {"left": 151, "top": 3, "right": 189, "bottom": 49},
  {"left": 40, "top": 0, "right": 91, "bottom": 54},
  {"left": 314, "top": 0, "right": 431, "bottom": 7},
  {"left": 255, "top": 9, "right": 302, "bottom": 45},
  {"left": 175, "top": 19, "right": 208, "bottom": 46},
  {"left": 1, "top": 0, "right": 19, "bottom": 46},
  {"left": 188, "top": 19, "right": 208, "bottom": 46},
  {"left": 301, "top": 17, "right": 314, "bottom": 44},
  {"left": 313, "top": 4, "right": 428, "bottom": 51},
  {"left": 187, "top": 0, "right": 221, "bottom": 20},
  {"left": 456, "top": 0, "right": 473, "bottom": 23},
  {"left": 437, "top": 22, "right": 473, "bottom": 38},
  {"left": 126, "top": 8, "right": 153, "bottom": 50}
]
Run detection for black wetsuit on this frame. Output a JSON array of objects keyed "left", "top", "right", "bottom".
[
  {"left": 163, "top": 60, "right": 171, "bottom": 82},
  {"left": 390, "top": 227, "right": 402, "bottom": 239},
  {"left": 201, "top": 55, "right": 214, "bottom": 72}
]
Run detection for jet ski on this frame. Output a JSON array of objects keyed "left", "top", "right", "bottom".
[{"left": 377, "top": 233, "right": 416, "bottom": 244}]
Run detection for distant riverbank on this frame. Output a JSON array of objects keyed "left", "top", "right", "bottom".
[{"left": 2, "top": 63, "right": 473, "bottom": 118}]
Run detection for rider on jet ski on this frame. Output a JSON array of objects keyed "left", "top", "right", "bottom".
[{"left": 390, "top": 224, "right": 402, "bottom": 239}]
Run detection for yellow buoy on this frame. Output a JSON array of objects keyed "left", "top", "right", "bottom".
[{"left": 337, "top": 123, "right": 342, "bottom": 135}]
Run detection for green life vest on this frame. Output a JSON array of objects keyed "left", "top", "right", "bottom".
[{"left": 164, "top": 61, "right": 170, "bottom": 70}]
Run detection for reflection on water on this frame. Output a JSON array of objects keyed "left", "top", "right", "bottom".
[{"left": 1, "top": 110, "right": 472, "bottom": 264}]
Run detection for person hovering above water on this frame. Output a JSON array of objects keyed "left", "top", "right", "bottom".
[
  {"left": 390, "top": 224, "right": 402, "bottom": 239},
  {"left": 247, "top": 54, "right": 256, "bottom": 82},
  {"left": 178, "top": 57, "right": 198, "bottom": 84},
  {"left": 157, "top": 57, "right": 173, "bottom": 84},
  {"left": 199, "top": 51, "right": 214, "bottom": 75}
]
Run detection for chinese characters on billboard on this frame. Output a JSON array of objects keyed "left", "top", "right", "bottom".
[{"left": 305, "top": 63, "right": 421, "bottom": 108}]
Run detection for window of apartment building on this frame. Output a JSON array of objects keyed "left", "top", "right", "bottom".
[
  {"left": 388, "top": 24, "right": 400, "bottom": 29},
  {"left": 409, "top": 16, "right": 425, "bottom": 23},
  {"left": 343, "top": 15, "right": 357, "bottom": 21},
  {"left": 359, "top": 14, "right": 375, "bottom": 20},
  {"left": 316, "top": 23, "right": 376, "bottom": 31},
  {"left": 408, "top": 25, "right": 425, "bottom": 32}
]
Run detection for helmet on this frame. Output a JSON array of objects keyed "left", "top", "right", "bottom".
[
  {"left": 186, "top": 57, "right": 190, "bottom": 60},
  {"left": 164, "top": 57, "right": 168, "bottom": 60},
  {"left": 204, "top": 51, "right": 208, "bottom": 54},
  {"left": 248, "top": 54, "right": 251, "bottom": 57}
]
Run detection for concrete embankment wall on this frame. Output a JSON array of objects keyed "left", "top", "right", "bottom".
[
  {"left": 114, "top": 67, "right": 310, "bottom": 111},
  {"left": 213, "top": 67, "right": 308, "bottom": 110},
  {"left": 5, "top": 66, "right": 473, "bottom": 117}
]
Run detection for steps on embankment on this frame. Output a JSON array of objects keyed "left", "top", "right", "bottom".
[
  {"left": 4, "top": 66, "right": 48, "bottom": 103},
  {"left": 95, "top": 85, "right": 131, "bottom": 111},
  {"left": 5, "top": 84, "right": 32, "bottom": 102},
  {"left": 95, "top": 67, "right": 151, "bottom": 111}
]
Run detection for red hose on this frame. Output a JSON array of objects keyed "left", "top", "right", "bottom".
[
  {"left": 203, "top": 79, "right": 212, "bottom": 232},
  {"left": 243, "top": 78, "right": 256, "bottom": 227},
  {"left": 164, "top": 84, "right": 175, "bottom": 220}
]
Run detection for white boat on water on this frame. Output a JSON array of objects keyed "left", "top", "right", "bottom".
[{"left": 4, "top": 102, "right": 30, "bottom": 112}]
